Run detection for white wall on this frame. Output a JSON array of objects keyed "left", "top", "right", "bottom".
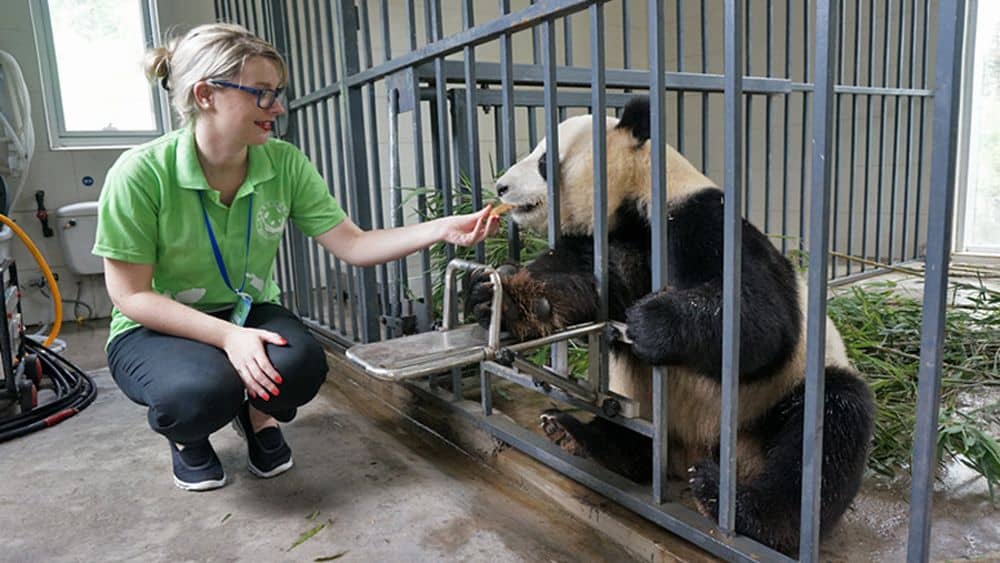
[{"left": 0, "top": 0, "right": 216, "bottom": 326}]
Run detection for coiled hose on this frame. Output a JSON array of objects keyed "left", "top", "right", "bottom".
[{"left": 0, "top": 213, "right": 95, "bottom": 442}]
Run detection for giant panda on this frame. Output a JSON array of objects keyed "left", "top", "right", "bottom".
[{"left": 467, "top": 96, "right": 874, "bottom": 555}]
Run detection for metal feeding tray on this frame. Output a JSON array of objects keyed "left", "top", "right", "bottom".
[
  {"left": 346, "top": 322, "right": 501, "bottom": 381},
  {"left": 346, "top": 259, "right": 505, "bottom": 382}
]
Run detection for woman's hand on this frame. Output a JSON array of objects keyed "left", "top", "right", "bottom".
[
  {"left": 221, "top": 327, "right": 288, "bottom": 400},
  {"left": 441, "top": 205, "right": 502, "bottom": 247}
]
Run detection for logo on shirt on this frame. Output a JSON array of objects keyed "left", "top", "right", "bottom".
[{"left": 256, "top": 201, "right": 289, "bottom": 241}]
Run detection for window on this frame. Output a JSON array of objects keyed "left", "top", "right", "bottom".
[
  {"left": 959, "top": 1, "right": 1000, "bottom": 254},
  {"left": 30, "top": 0, "right": 168, "bottom": 149}
]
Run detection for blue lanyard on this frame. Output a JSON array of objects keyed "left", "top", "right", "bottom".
[{"left": 199, "top": 191, "right": 253, "bottom": 294}]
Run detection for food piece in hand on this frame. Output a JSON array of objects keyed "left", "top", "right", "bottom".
[{"left": 490, "top": 203, "right": 515, "bottom": 217}]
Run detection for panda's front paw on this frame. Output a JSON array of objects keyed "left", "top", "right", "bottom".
[
  {"left": 688, "top": 460, "right": 721, "bottom": 520},
  {"left": 624, "top": 294, "right": 672, "bottom": 365},
  {"left": 466, "top": 265, "right": 521, "bottom": 330},
  {"left": 467, "top": 267, "right": 555, "bottom": 339}
]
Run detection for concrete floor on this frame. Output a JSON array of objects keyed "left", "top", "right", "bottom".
[
  {"left": 0, "top": 320, "right": 637, "bottom": 563},
  {"left": 3, "top": 305, "right": 998, "bottom": 562}
]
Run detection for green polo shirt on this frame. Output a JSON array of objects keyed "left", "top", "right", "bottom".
[{"left": 93, "top": 127, "right": 347, "bottom": 345}]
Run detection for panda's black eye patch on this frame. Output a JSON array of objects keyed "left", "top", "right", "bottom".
[{"left": 538, "top": 152, "right": 547, "bottom": 180}]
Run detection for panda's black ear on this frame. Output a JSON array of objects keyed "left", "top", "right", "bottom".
[{"left": 616, "top": 95, "right": 650, "bottom": 144}]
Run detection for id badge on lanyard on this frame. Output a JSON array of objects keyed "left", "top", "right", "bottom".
[
  {"left": 200, "top": 192, "right": 254, "bottom": 326},
  {"left": 230, "top": 291, "right": 253, "bottom": 326}
]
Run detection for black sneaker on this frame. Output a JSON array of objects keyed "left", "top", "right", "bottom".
[
  {"left": 169, "top": 439, "right": 226, "bottom": 491},
  {"left": 232, "top": 401, "right": 294, "bottom": 478}
]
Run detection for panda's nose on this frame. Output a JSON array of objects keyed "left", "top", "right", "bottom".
[{"left": 496, "top": 183, "right": 509, "bottom": 197}]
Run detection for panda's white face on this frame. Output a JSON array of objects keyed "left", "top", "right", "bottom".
[
  {"left": 494, "top": 111, "right": 715, "bottom": 236},
  {"left": 494, "top": 115, "right": 628, "bottom": 235}
]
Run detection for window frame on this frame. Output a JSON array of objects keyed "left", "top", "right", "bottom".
[
  {"left": 29, "top": 0, "right": 170, "bottom": 149},
  {"left": 955, "top": 0, "right": 1000, "bottom": 256}
]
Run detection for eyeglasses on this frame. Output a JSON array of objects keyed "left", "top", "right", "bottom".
[{"left": 207, "top": 79, "right": 285, "bottom": 109}]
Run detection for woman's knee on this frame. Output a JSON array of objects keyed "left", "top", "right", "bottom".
[
  {"left": 268, "top": 331, "right": 328, "bottom": 382},
  {"left": 147, "top": 378, "right": 244, "bottom": 443}
]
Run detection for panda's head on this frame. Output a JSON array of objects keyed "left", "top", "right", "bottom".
[{"left": 493, "top": 96, "right": 714, "bottom": 235}]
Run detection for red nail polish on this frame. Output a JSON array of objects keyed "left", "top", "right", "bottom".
[
  {"left": 272, "top": 388, "right": 280, "bottom": 396},
  {"left": 275, "top": 375, "right": 283, "bottom": 384},
  {"left": 261, "top": 393, "right": 270, "bottom": 401}
]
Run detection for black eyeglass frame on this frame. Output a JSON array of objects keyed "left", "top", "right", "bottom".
[{"left": 207, "top": 79, "right": 285, "bottom": 109}]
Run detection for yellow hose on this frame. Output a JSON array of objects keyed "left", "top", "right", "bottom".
[{"left": 0, "top": 214, "right": 61, "bottom": 346}]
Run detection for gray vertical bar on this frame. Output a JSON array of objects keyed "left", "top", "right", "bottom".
[
  {"left": 589, "top": 0, "right": 609, "bottom": 408},
  {"left": 831, "top": 0, "right": 845, "bottom": 278},
  {"left": 701, "top": 0, "right": 710, "bottom": 173},
  {"left": 358, "top": 0, "right": 390, "bottom": 329},
  {"left": 429, "top": 0, "right": 454, "bottom": 263},
  {"left": 781, "top": 0, "right": 791, "bottom": 255},
  {"left": 313, "top": 0, "right": 336, "bottom": 328},
  {"left": 380, "top": 0, "right": 391, "bottom": 62},
  {"left": 907, "top": 2, "right": 966, "bottom": 560},
  {"left": 462, "top": 0, "right": 485, "bottom": 263},
  {"left": 561, "top": 14, "right": 572, "bottom": 122},
  {"left": 676, "top": 0, "right": 684, "bottom": 155},
  {"left": 451, "top": 95, "right": 471, "bottom": 210},
  {"left": 719, "top": 0, "right": 743, "bottom": 535},
  {"left": 335, "top": 0, "right": 380, "bottom": 343},
  {"left": 309, "top": 0, "right": 327, "bottom": 318},
  {"left": 499, "top": 0, "right": 520, "bottom": 262},
  {"left": 541, "top": 16, "right": 564, "bottom": 376},
  {"left": 862, "top": 0, "right": 876, "bottom": 271},
  {"left": 798, "top": 0, "right": 810, "bottom": 266},
  {"left": 649, "top": 0, "right": 669, "bottom": 505},
  {"left": 289, "top": 0, "right": 312, "bottom": 317},
  {"left": 541, "top": 19, "right": 560, "bottom": 246},
  {"left": 249, "top": 0, "right": 259, "bottom": 34},
  {"left": 847, "top": 0, "right": 862, "bottom": 276},
  {"left": 531, "top": 0, "right": 541, "bottom": 65},
  {"left": 309, "top": 0, "right": 326, "bottom": 323},
  {"left": 800, "top": 1, "right": 839, "bottom": 560},
  {"left": 389, "top": 88, "right": 405, "bottom": 336},
  {"left": 382, "top": 2, "right": 407, "bottom": 326},
  {"left": 621, "top": 0, "right": 630, "bottom": 73},
  {"left": 303, "top": 0, "right": 321, "bottom": 318},
  {"left": 764, "top": 0, "right": 773, "bottom": 237},
  {"left": 888, "top": 0, "right": 906, "bottom": 263},
  {"left": 320, "top": 2, "right": 351, "bottom": 338},
  {"left": 744, "top": 0, "right": 752, "bottom": 221},
  {"left": 406, "top": 0, "right": 432, "bottom": 320},
  {"left": 901, "top": 0, "right": 918, "bottom": 261},
  {"left": 480, "top": 365, "right": 493, "bottom": 416},
  {"left": 875, "top": 0, "right": 892, "bottom": 263},
  {"left": 913, "top": 0, "right": 930, "bottom": 258}
]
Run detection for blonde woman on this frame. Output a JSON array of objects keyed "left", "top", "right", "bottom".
[{"left": 95, "top": 23, "right": 499, "bottom": 491}]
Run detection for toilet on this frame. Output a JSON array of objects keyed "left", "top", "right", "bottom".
[{"left": 55, "top": 201, "right": 103, "bottom": 275}]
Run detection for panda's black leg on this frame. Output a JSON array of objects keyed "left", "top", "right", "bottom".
[
  {"left": 689, "top": 367, "right": 874, "bottom": 555},
  {"left": 539, "top": 410, "right": 654, "bottom": 483},
  {"left": 539, "top": 410, "right": 592, "bottom": 458}
]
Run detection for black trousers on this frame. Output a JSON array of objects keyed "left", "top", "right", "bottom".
[{"left": 107, "top": 303, "right": 328, "bottom": 444}]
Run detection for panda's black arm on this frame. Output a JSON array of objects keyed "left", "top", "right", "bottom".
[
  {"left": 468, "top": 235, "right": 644, "bottom": 339},
  {"left": 625, "top": 189, "right": 802, "bottom": 383},
  {"left": 523, "top": 235, "right": 653, "bottom": 326}
]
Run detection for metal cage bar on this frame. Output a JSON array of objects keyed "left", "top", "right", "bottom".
[
  {"left": 907, "top": 2, "right": 967, "bottom": 560},
  {"left": 800, "top": 1, "right": 840, "bottom": 560}
]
